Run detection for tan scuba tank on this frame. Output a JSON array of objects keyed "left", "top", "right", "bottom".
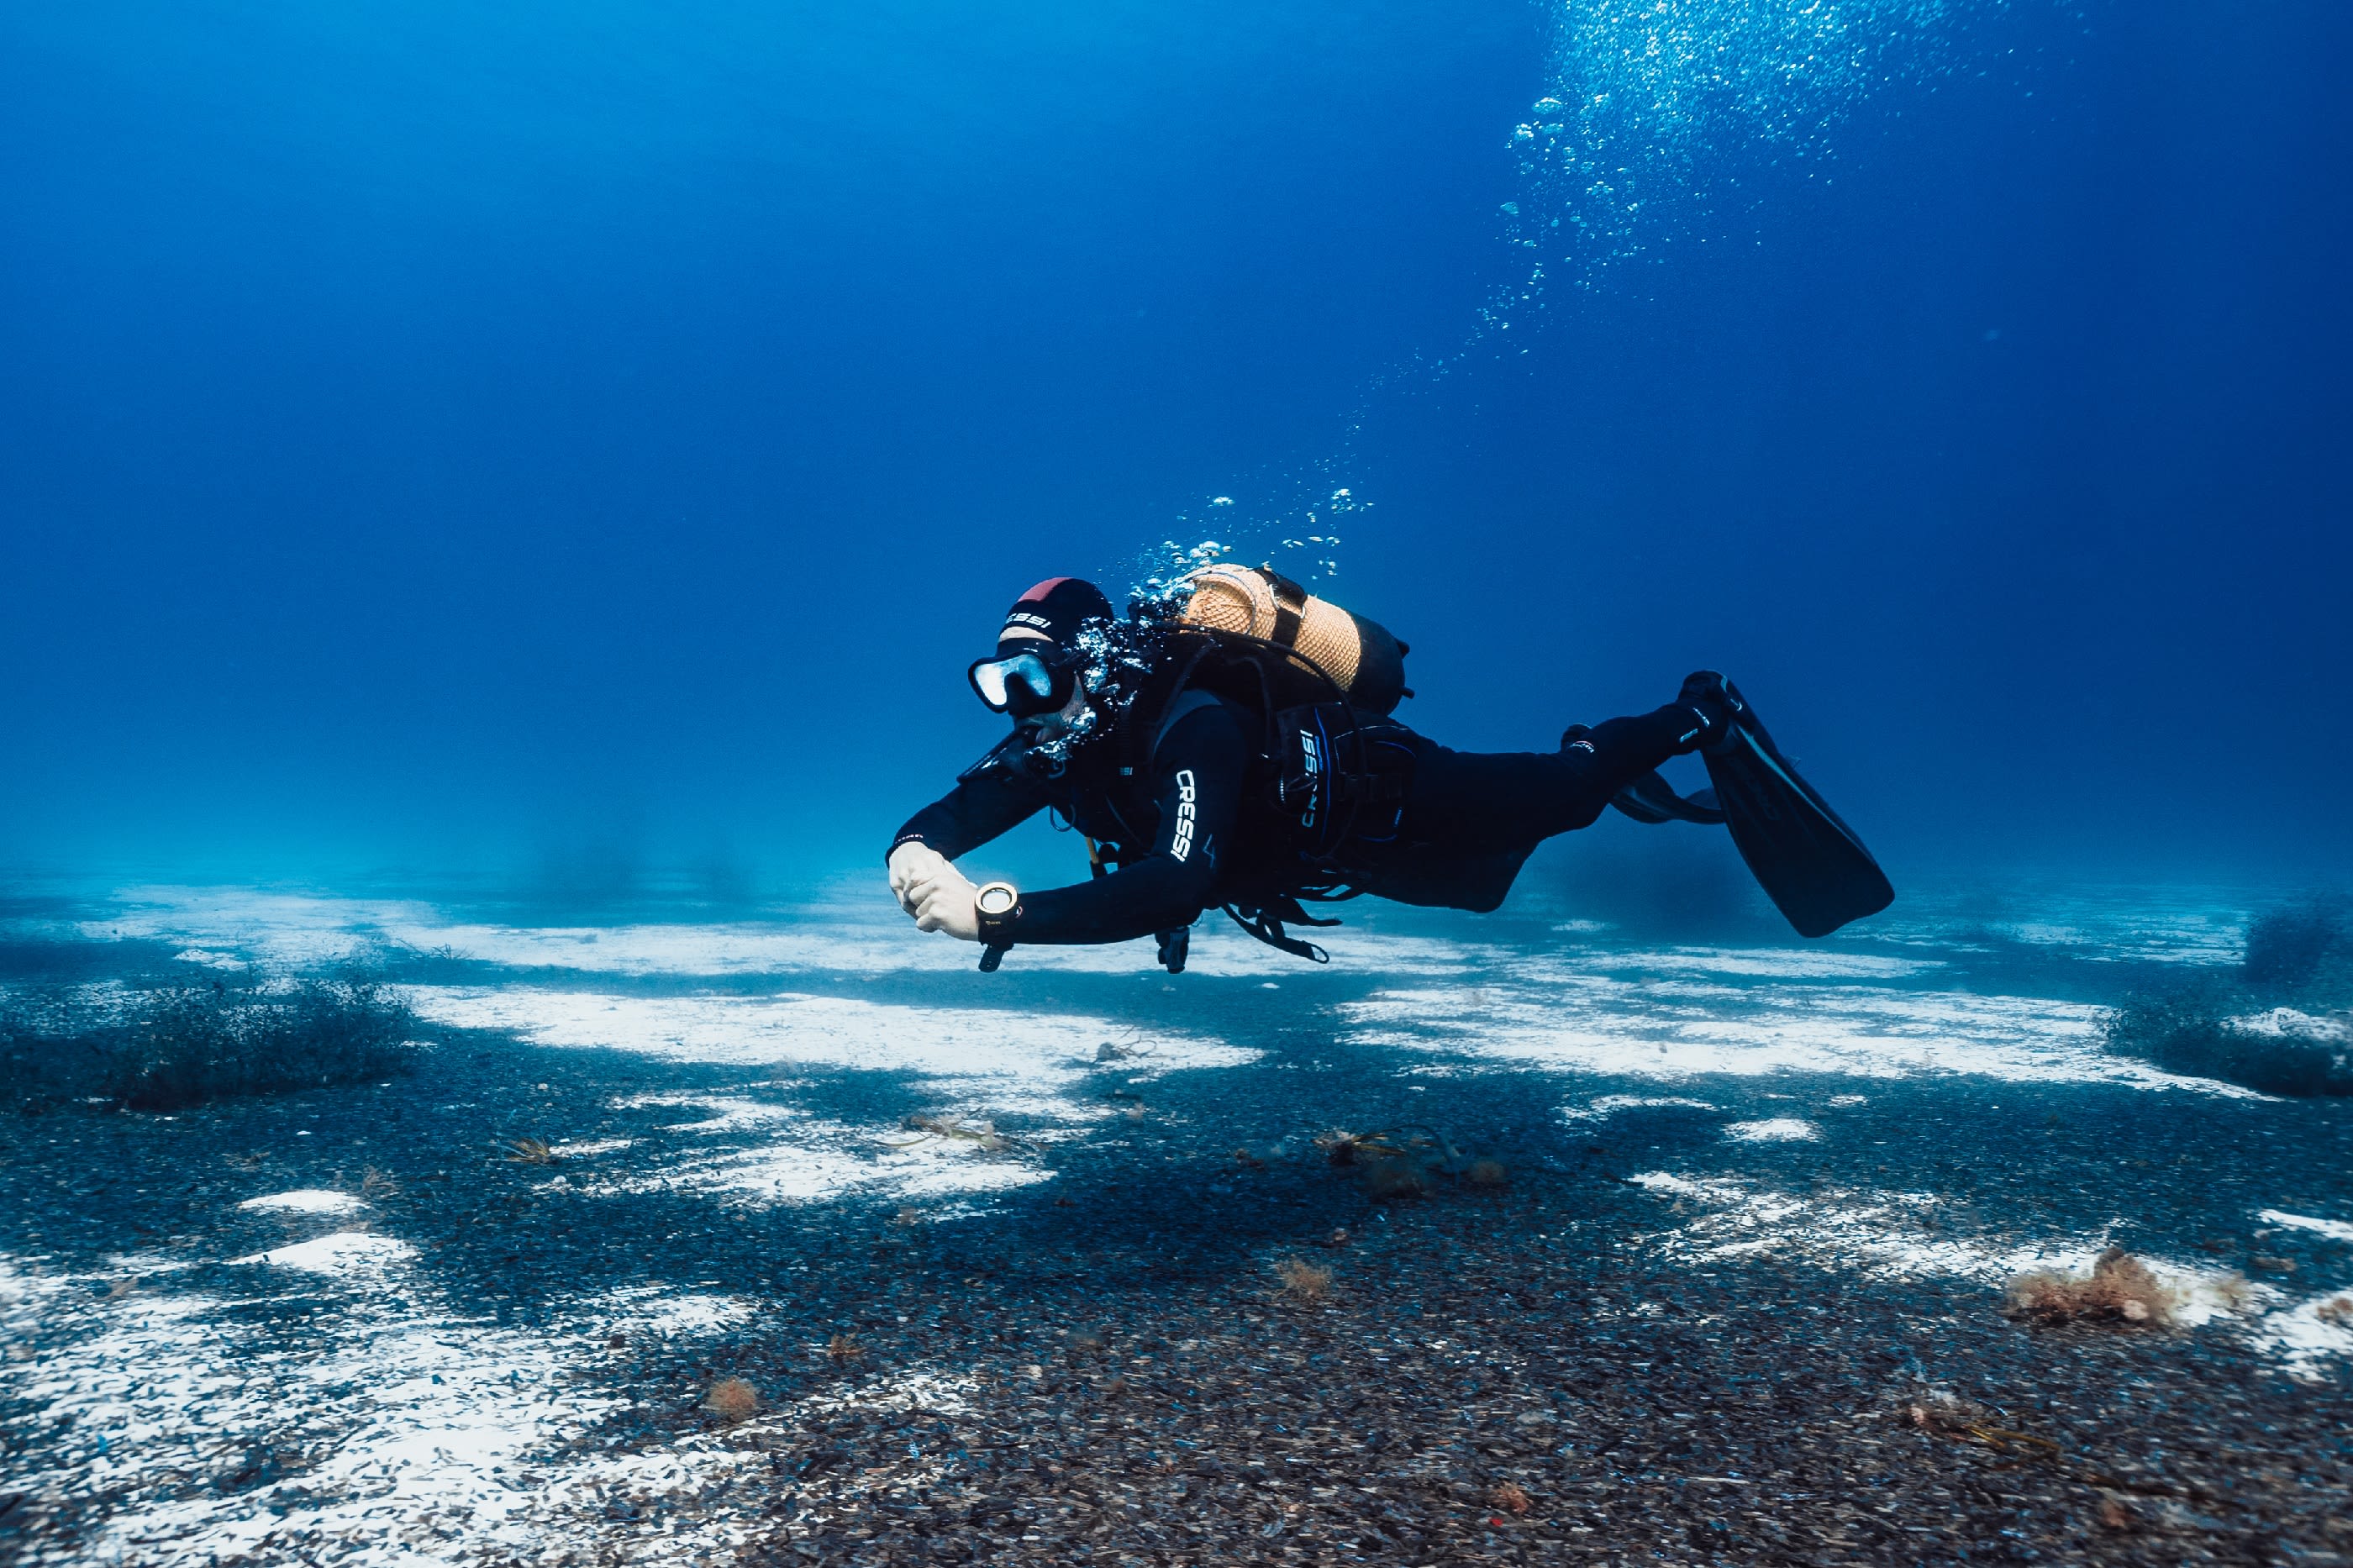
[{"left": 1172, "top": 563, "right": 1410, "bottom": 714}]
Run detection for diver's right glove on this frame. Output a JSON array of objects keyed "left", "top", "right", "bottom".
[
  {"left": 887, "top": 840, "right": 953, "bottom": 917},
  {"left": 1673, "top": 671, "right": 1741, "bottom": 754}
]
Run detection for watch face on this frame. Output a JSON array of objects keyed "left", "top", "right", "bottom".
[{"left": 976, "top": 884, "right": 1017, "bottom": 916}]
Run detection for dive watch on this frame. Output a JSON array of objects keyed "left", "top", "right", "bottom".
[{"left": 974, "top": 880, "right": 1021, "bottom": 950}]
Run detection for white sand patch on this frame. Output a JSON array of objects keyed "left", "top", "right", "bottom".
[
  {"left": 103, "top": 1250, "right": 200, "bottom": 1277},
  {"left": 1866, "top": 892, "right": 2249, "bottom": 966},
  {"left": 405, "top": 987, "right": 1250, "bottom": 1087},
  {"left": 594, "top": 1287, "right": 755, "bottom": 1336},
  {"left": 576, "top": 1092, "right": 1061, "bottom": 1206},
  {"left": 1345, "top": 971, "right": 2258, "bottom": 1093},
  {"left": 66, "top": 1298, "right": 980, "bottom": 1567},
  {"left": 545, "top": 1136, "right": 634, "bottom": 1158},
  {"left": 239, "top": 1188, "right": 366, "bottom": 1215},
  {"left": 1724, "top": 1118, "right": 1819, "bottom": 1143},
  {"left": 1611, "top": 949, "right": 1940, "bottom": 981},
  {"left": 1, "top": 1252, "right": 74, "bottom": 1340},
  {"left": 93, "top": 887, "right": 435, "bottom": 964},
  {"left": 655, "top": 1097, "right": 803, "bottom": 1134},
  {"left": 229, "top": 1232, "right": 415, "bottom": 1273},
  {"left": 8, "top": 1282, "right": 254, "bottom": 1508},
  {"left": 1627, "top": 1171, "right": 2257, "bottom": 1323},
  {"left": 1624, "top": 1172, "right": 2343, "bottom": 1376},
  {"left": 627, "top": 1140, "right": 876, "bottom": 1203},
  {"left": 2250, "top": 1291, "right": 2353, "bottom": 1380},
  {"left": 573, "top": 1115, "right": 1058, "bottom": 1208},
  {"left": 71, "top": 1313, "right": 624, "bottom": 1565},
  {"left": 1828, "top": 1093, "right": 1869, "bottom": 1106},
  {"left": 9, "top": 1254, "right": 841, "bottom": 1568},
  {"left": 402, "top": 996, "right": 1203, "bottom": 1205},
  {"left": 2258, "top": 1209, "right": 2353, "bottom": 1244},
  {"left": 409, "top": 986, "right": 1256, "bottom": 1185},
  {"left": 2229, "top": 1008, "right": 2351, "bottom": 1041},
  {"left": 1561, "top": 1095, "right": 1719, "bottom": 1122}
]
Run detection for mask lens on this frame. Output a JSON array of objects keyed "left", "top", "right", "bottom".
[
  {"left": 971, "top": 659, "right": 1013, "bottom": 710},
  {"left": 970, "top": 653, "right": 1066, "bottom": 717}
]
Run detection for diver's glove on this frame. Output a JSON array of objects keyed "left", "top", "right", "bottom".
[
  {"left": 908, "top": 861, "right": 983, "bottom": 942},
  {"left": 891, "top": 840, "right": 982, "bottom": 940},
  {"left": 887, "top": 840, "right": 952, "bottom": 917},
  {"left": 1673, "top": 671, "right": 1741, "bottom": 754}
]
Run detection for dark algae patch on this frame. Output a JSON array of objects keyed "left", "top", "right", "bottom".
[
  {"left": 2104, "top": 896, "right": 2353, "bottom": 1096},
  {"left": 3, "top": 970, "right": 425, "bottom": 1113}
]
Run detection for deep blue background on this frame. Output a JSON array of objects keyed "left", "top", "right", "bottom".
[{"left": 4, "top": 0, "right": 2348, "bottom": 899}]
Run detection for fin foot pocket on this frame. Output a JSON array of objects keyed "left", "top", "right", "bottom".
[{"left": 1610, "top": 770, "right": 1727, "bottom": 826}]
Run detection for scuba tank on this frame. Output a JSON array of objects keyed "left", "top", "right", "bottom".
[{"left": 1167, "top": 564, "right": 1411, "bottom": 715}]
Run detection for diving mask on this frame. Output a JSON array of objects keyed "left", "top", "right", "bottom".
[{"left": 968, "top": 648, "right": 1077, "bottom": 719}]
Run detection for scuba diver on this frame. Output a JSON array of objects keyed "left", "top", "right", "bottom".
[{"left": 888, "top": 571, "right": 1890, "bottom": 971}]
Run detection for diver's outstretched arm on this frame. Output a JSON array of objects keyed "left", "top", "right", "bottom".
[{"left": 888, "top": 755, "right": 1052, "bottom": 869}]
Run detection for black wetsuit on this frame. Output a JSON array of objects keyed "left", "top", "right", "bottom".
[{"left": 891, "top": 694, "right": 1704, "bottom": 948}]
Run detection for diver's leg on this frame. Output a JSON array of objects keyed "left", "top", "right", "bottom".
[{"left": 1400, "top": 702, "right": 1709, "bottom": 851}]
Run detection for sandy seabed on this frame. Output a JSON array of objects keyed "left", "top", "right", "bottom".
[{"left": 3, "top": 883, "right": 2349, "bottom": 1565}]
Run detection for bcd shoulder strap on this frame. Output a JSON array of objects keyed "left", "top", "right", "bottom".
[
  {"left": 1150, "top": 687, "right": 1229, "bottom": 762},
  {"left": 1221, "top": 897, "right": 1336, "bottom": 965}
]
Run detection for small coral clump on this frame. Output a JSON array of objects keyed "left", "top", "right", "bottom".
[
  {"left": 1467, "top": 1158, "right": 1508, "bottom": 1188},
  {"left": 702, "top": 1376, "right": 759, "bottom": 1420},
  {"left": 1274, "top": 1255, "right": 1334, "bottom": 1304},
  {"left": 1904, "top": 1387, "right": 1991, "bottom": 1434},
  {"left": 1489, "top": 1481, "right": 1531, "bottom": 1516},
  {"left": 2004, "top": 1247, "right": 2175, "bottom": 1328}
]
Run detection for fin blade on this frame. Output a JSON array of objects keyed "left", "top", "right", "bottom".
[{"left": 1701, "top": 708, "right": 1892, "bottom": 938}]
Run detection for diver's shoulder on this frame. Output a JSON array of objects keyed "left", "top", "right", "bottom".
[{"left": 1150, "top": 687, "right": 1256, "bottom": 755}]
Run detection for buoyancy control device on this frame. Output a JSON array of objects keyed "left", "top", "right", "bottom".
[{"left": 970, "top": 569, "right": 1420, "bottom": 973}]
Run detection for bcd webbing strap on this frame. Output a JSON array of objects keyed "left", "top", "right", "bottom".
[
  {"left": 1258, "top": 566, "right": 1308, "bottom": 650},
  {"left": 1222, "top": 895, "right": 1340, "bottom": 965},
  {"left": 1223, "top": 905, "right": 1328, "bottom": 965}
]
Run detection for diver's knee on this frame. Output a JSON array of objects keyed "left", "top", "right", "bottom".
[{"left": 1556, "top": 797, "right": 1608, "bottom": 834}]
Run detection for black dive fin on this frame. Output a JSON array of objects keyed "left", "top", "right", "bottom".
[
  {"left": 1610, "top": 771, "right": 1727, "bottom": 825},
  {"left": 1699, "top": 683, "right": 1892, "bottom": 939}
]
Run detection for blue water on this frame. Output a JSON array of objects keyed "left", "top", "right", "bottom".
[{"left": 3, "top": 0, "right": 2350, "bottom": 899}]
